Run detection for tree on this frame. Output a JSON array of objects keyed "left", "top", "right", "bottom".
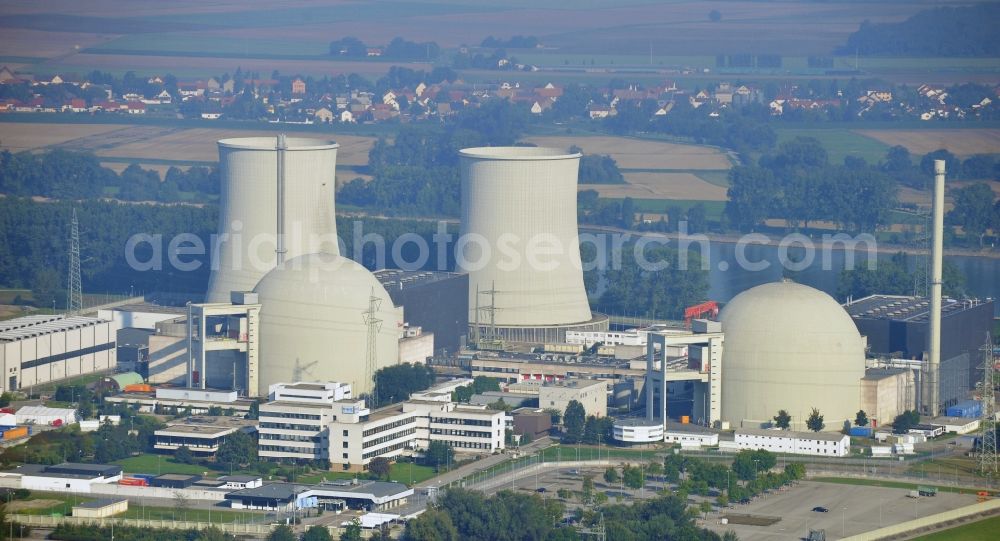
[
  {"left": 339, "top": 520, "right": 363, "bottom": 541},
  {"left": 195, "top": 527, "right": 234, "bottom": 541},
  {"left": 732, "top": 450, "right": 775, "bottom": 480},
  {"left": 562, "top": 400, "right": 586, "bottom": 444},
  {"left": 622, "top": 464, "right": 644, "bottom": 489},
  {"left": 216, "top": 430, "right": 256, "bottom": 469},
  {"left": 303, "top": 525, "right": 333, "bottom": 541},
  {"left": 726, "top": 166, "right": 778, "bottom": 231},
  {"left": 948, "top": 182, "right": 996, "bottom": 247},
  {"left": 603, "top": 467, "right": 619, "bottom": 484},
  {"left": 175, "top": 446, "right": 195, "bottom": 465},
  {"left": 424, "top": 440, "right": 454, "bottom": 470},
  {"left": 806, "top": 407, "right": 825, "bottom": 432},
  {"left": 0, "top": 393, "right": 11, "bottom": 408},
  {"left": 893, "top": 410, "right": 921, "bottom": 434},
  {"left": 402, "top": 508, "right": 459, "bottom": 541},
  {"left": 855, "top": 410, "right": 869, "bottom": 427},
  {"left": 773, "top": 410, "right": 791, "bottom": 430},
  {"left": 581, "top": 476, "right": 595, "bottom": 503},
  {"left": 369, "top": 457, "right": 391, "bottom": 480}
]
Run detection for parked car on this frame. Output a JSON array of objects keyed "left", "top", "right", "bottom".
[
  {"left": 812, "top": 506, "right": 829, "bottom": 513},
  {"left": 536, "top": 487, "right": 547, "bottom": 493}
]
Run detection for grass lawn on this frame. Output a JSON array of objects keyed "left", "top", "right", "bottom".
[
  {"left": 13, "top": 493, "right": 94, "bottom": 516},
  {"left": 912, "top": 515, "right": 1000, "bottom": 541},
  {"left": 774, "top": 128, "right": 890, "bottom": 165},
  {"left": 811, "top": 476, "right": 993, "bottom": 496},
  {"left": 294, "top": 462, "right": 437, "bottom": 486},
  {"left": 114, "top": 455, "right": 214, "bottom": 476},
  {"left": 541, "top": 445, "right": 662, "bottom": 463},
  {"left": 120, "top": 505, "right": 265, "bottom": 523}
]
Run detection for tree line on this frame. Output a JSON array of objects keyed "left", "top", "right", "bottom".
[
  {"left": 0, "top": 149, "right": 219, "bottom": 202},
  {"left": 726, "top": 136, "right": 897, "bottom": 233},
  {"left": 840, "top": 4, "right": 1000, "bottom": 57}
]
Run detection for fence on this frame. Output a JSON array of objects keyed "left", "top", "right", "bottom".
[
  {"left": 840, "top": 498, "right": 1000, "bottom": 540},
  {"left": 8, "top": 513, "right": 275, "bottom": 535}
]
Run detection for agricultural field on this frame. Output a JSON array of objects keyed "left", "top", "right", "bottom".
[
  {"left": 583, "top": 172, "right": 728, "bottom": 202},
  {"left": 775, "top": 128, "right": 891, "bottom": 165},
  {"left": 521, "top": 135, "right": 731, "bottom": 170},
  {"left": 522, "top": 135, "right": 731, "bottom": 202},
  {"left": 856, "top": 129, "right": 1000, "bottom": 158},
  {"left": 0, "top": 122, "right": 129, "bottom": 152},
  {"left": 914, "top": 516, "right": 1000, "bottom": 541}
]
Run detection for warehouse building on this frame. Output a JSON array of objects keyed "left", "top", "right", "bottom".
[
  {"left": 0, "top": 314, "right": 118, "bottom": 391},
  {"left": 225, "top": 480, "right": 413, "bottom": 512},
  {"left": 105, "top": 386, "right": 256, "bottom": 415},
  {"left": 14, "top": 462, "right": 122, "bottom": 493},
  {"left": 375, "top": 269, "right": 468, "bottom": 353},
  {"left": 16, "top": 405, "right": 78, "bottom": 426},
  {"left": 845, "top": 295, "right": 994, "bottom": 413}
]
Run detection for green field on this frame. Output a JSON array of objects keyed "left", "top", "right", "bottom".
[
  {"left": 811, "top": 476, "right": 993, "bottom": 496},
  {"left": 629, "top": 198, "right": 727, "bottom": 219},
  {"left": 86, "top": 34, "right": 328, "bottom": 58},
  {"left": 120, "top": 505, "right": 264, "bottom": 523},
  {"left": 913, "top": 515, "right": 1000, "bottom": 541},
  {"left": 114, "top": 455, "right": 214, "bottom": 476},
  {"left": 775, "top": 128, "right": 890, "bottom": 165}
]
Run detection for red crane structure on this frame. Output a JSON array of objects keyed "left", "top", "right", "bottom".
[{"left": 683, "top": 301, "right": 719, "bottom": 328}]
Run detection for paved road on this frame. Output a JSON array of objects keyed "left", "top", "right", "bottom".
[{"left": 414, "top": 436, "right": 554, "bottom": 491}]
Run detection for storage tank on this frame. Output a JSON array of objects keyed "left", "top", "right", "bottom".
[
  {"left": 253, "top": 253, "right": 402, "bottom": 396},
  {"left": 720, "top": 281, "right": 866, "bottom": 431},
  {"left": 206, "top": 136, "right": 340, "bottom": 302},
  {"left": 458, "top": 147, "right": 607, "bottom": 343}
]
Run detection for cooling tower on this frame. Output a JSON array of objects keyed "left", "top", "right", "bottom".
[
  {"left": 458, "top": 147, "right": 608, "bottom": 343},
  {"left": 206, "top": 136, "right": 340, "bottom": 302}
]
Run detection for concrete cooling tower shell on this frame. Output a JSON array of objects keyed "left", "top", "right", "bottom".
[
  {"left": 206, "top": 137, "right": 340, "bottom": 303},
  {"left": 720, "top": 281, "right": 866, "bottom": 431},
  {"left": 253, "top": 253, "right": 402, "bottom": 396},
  {"left": 459, "top": 147, "right": 606, "bottom": 342}
]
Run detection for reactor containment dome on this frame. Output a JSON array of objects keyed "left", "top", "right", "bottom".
[
  {"left": 253, "top": 253, "right": 402, "bottom": 397},
  {"left": 720, "top": 281, "right": 865, "bottom": 431},
  {"left": 206, "top": 137, "right": 340, "bottom": 303},
  {"left": 458, "top": 146, "right": 608, "bottom": 343}
]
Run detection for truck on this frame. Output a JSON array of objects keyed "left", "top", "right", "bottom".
[
  {"left": 918, "top": 486, "right": 938, "bottom": 497},
  {"left": 906, "top": 490, "right": 920, "bottom": 498}
]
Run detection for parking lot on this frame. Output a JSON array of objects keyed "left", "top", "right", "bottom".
[{"left": 702, "top": 481, "right": 977, "bottom": 541}]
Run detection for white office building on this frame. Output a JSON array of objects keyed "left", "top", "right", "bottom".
[
  {"left": 258, "top": 382, "right": 505, "bottom": 472},
  {"left": 663, "top": 428, "right": 720, "bottom": 448},
  {"left": 733, "top": 428, "right": 850, "bottom": 457}
]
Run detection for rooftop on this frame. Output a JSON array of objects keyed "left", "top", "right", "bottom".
[
  {"left": 737, "top": 428, "right": 849, "bottom": 443},
  {"left": 0, "top": 314, "right": 111, "bottom": 342},
  {"left": 73, "top": 498, "right": 127, "bottom": 509},
  {"left": 155, "top": 474, "right": 201, "bottom": 481},
  {"left": 844, "top": 295, "right": 992, "bottom": 323},
  {"left": 373, "top": 269, "right": 464, "bottom": 291},
  {"left": 113, "top": 303, "right": 186, "bottom": 315},
  {"left": 220, "top": 475, "right": 262, "bottom": 483},
  {"left": 862, "top": 368, "right": 910, "bottom": 380},
  {"left": 930, "top": 416, "right": 980, "bottom": 425},
  {"left": 156, "top": 424, "right": 240, "bottom": 437}
]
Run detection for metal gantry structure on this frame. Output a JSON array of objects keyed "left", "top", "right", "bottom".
[
  {"left": 978, "top": 332, "right": 997, "bottom": 477},
  {"left": 66, "top": 208, "right": 83, "bottom": 315},
  {"left": 474, "top": 281, "right": 506, "bottom": 351},
  {"left": 363, "top": 287, "right": 383, "bottom": 408}
]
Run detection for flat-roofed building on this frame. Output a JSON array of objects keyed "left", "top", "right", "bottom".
[
  {"left": 860, "top": 368, "right": 915, "bottom": 428},
  {"left": 538, "top": 378, "right": 607, "bottom": 418},
  {"left": 404, "top": 400, "right": 505, "bottom": 453},
  {"left": 72, "top": 498, "right": 128, "bottom": 518},
  {"left": 105, "top": 387, "right": 255, "bottom": 416},
  {"left": 734, "top": 428, "right": 850, "bottom": 457},
  {"left": 225, "top": 480, "right": 413, "bottom": 512},
  {"left": 14, "top": 462, "right": 122, "bottom": 493},
  {"left": 154, "top": 416, "right": 256, "bottom": 455},
  {"left": 219, "top": 475, "right": 263, "bottom": 489}
]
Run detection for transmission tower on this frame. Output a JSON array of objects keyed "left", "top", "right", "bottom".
[
  {"left": 362, "top": 288, "right": 383, "bottom": 408},
  {"left": 578, "top": 513, "right": 606, "bottom": 541},
  {"left": 978, "top": 332, "right": 997, "bottom": 477},
  {"left": 475, "top": 281, "right": 504, "bottom": 350},
  {"left": 66, "top": 208, "right": 83, "bottom": 315}
]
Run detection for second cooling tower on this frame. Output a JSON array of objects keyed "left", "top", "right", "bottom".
[
  {"left": 206, "top": 137, "right": 340, "bottom": 303},
  {"left": 458, "top": 147, "right": 608, "bottom": 343}
]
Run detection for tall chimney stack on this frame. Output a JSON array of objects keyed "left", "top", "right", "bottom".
[{"left": 927, "top": 159, "right": 945, "bottom": 417}]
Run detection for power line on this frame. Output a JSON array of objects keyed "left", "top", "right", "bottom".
[
  {"left": 363, "top": 288, "right": 383, "bottom": 408},
  {"left": 978, "top": 332, "right": 997, "bottom": 477},
  {"left": 66, "top": 208, "right": 82, "bottom": 315}
]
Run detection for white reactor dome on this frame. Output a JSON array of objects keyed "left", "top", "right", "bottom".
[
  {"left": 720, "top": 281, "right": 865, "bottom": 431},
  {"left": 253, "top": 253, "right": 402, "bottom": 397}
]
